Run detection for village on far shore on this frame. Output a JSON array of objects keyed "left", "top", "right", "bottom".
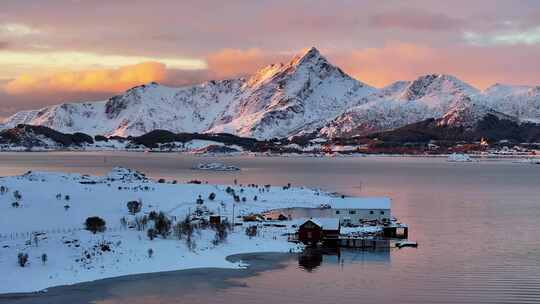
[
  {"left": 0, "top": 167, "right": 412, "bottom": 294},
  {"left": 1, "top": 124, "right": 540, "bottom": 160}
]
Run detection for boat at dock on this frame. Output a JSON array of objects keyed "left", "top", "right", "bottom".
[{"left": 396, "top": 241, "right": 418, "bottom": 248}]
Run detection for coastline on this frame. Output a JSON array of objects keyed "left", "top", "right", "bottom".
[
  {"left": 0, "top": 149, "right": 537, "bottom": 160},
  {"left": 0, "top": 252, "right": 295, "bottom": 304}
]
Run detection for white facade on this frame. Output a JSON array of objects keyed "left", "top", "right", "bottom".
[
  {"left": 263, "top": 197, "right": 392, "bottom": 225},
  {"left": 327, "top": 197, "right": 391, "bottom": 224}
]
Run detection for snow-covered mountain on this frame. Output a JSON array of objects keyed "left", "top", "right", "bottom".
[
  {"left": 319, "top": 74, "right": 540, "bottom": 138},
  {"left": 482, "top": 84, "right": 540, "bottom": 123},
  {"left": 320, "top": 74, "right": 479, "bottom": 137},
  {"left": 1, "top": 48, "right": 539, "bottom": 139},
  {"left": 1, "top": 80, "right": 243, "bottom": 137},
  {"left": 207, "top": 47, "right": 375, "bottom": 138},
  {"left": 0, "top": 48, "right": 374, "bottom": 139}
]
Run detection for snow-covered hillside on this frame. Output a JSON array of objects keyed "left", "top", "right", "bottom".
[{"left": 1, "top": 48, "right": 539, "bottom": 139}]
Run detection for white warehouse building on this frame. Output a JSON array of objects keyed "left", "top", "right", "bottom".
[
  {"left": 327, "top": 197, "right": 391, "bottom": 225},
  {"left": 261, "top": 197, "right": 392, "bottom": 225}
]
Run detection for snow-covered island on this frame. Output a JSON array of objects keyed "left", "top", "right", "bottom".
[
  {"left": 193, "top": 162, "right": 241, "bottom": 171},
  {"left": 0, "top": 167, "right": 390, "bottom": 294}
]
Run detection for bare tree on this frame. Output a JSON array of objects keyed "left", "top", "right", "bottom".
[
  {"left": 17, "top": 253, "right": 29, "bottom": 267},
  {"left": 13, "top": 190, "right": 22, "bottom": 201},
  {"left": 147, "top": 228, "right": 156, "bottom": 240}
]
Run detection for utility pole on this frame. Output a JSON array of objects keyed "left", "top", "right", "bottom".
[{"left": 232, "top": 203, "right": 235, "bottom": 232}]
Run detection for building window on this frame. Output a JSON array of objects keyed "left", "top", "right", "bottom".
[
  {"left": 370, "top": 210, "right": 374, "bottom": 214},
  {"left": 349, "top": 210, "right": 356, "bottom": 214},
  {"left": 335, "top": 210, "right": 340, "bottom": 214},
  {"left": 380, "top": 211, "right": 385, "bottom": 215}
]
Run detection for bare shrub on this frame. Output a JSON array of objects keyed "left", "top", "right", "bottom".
[
  {"left": 17, "top": 253, "right": 29, "bottom": 267},
  {"left": 173, "top": 216, "right": 194, "bottom": 240},
  {"left": 245, "top": 226, "right": 258, "bottom": 238},
  {"left": 120, "top": 217, "right": 128, "bottom": 229},
  {"left": 13, "top": 190, "right": 22, "bottom": 201},
  {"left": 134, "top": 215, "right": 149, "bottom": 231},
  {"left": 147, "top": 228, "right": 156, "bottom": 240},
  {"left": 85, "top": 217, "right": 106, "bottom": 234},
  {"left": 127, "top": 200, "right": 142, "bottom": 214},
  {"left": 152, "top": 212, "right": 171, "bottom": 238},
  {"left": 212, "top": 220, "right": 231, "bottom": 246}
]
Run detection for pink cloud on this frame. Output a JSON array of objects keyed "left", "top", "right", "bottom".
[
  {"left": 331, "top": 42, "right": 540, "bottom": 88},
  {"left": 368, "top": 9, "right": 463, "bottom": 31}
]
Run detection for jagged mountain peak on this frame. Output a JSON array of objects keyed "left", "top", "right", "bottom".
[
  {"left": 245, "top": 47, "right": 345, "bottom": 89},
  {"left": 400, "top": 74, "right": 478, "bottom": 101},
  {"left": 290, "top": 47, "right": 324, "bottom": 66},
  {"left": 212, "top": 47, "right": 375, "bottom": 138}
]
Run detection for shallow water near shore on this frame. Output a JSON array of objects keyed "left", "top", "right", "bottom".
[
  {"left": 0, "top": 253, "right": 294, "bottom": 304},
  {"left": 0, "top": 152, "right": 539, "bottom": 304}
]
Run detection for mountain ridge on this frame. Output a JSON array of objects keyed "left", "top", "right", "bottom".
[{"left": 1, "top": 47, "right": 539, "bottom": 139}]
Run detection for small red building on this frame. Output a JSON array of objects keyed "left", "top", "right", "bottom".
[{"left": 298, "top": 218, "right": 340, "bottom": 245}]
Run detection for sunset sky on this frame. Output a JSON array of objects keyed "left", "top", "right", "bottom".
[{"left": 1, "top": 0, "right": 540, "bottom": 118}]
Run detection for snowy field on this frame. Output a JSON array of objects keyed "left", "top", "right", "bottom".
[{"left": 0, "top": 167, "right": 345, "bottom": 294}]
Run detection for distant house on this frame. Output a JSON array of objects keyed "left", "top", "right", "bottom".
[
  {"left": 298, "top": 218, "right": 340, "bottom": 245},
  {"left": 262, "top": 210, "right": 290, "bottom": 221},
  {"left": 327, "top": 197, "right": 391, "bottom": 225}
]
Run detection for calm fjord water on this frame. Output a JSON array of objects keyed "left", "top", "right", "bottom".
[{"left": 0, "top": 152, "right": 539, "bottom": 304}]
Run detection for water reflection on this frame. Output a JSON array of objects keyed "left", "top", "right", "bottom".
[
  {"left": 298, "top": 247, "right": 391, "bottom": 272},
  {"left": 298, "top": 248, "right": 326, "bottom": 271},
  {"left": 0, "top": 154, "right": 539, "bottom": 304}
]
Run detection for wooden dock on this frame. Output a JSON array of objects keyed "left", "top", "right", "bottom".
[{"left": 338, "top": 237, "right": 390, "bottom": 249}]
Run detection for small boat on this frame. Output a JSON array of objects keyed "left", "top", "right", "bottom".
[{"left": 396, "top": 241, "right": 418, "bottom": 248}]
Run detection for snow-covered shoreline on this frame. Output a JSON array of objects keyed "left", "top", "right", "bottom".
[
  {"left": 0, "top": 167, "right": 349, "bottom": 294},
  {"left": 0, "top": 252, "right": 296, "bottom": 301}
]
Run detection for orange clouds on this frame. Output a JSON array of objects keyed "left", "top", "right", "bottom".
[
  {"left": 368, "top": 10, "right": 463, "bottom": 31},
  {"left": 4, "top": 62, "right": 167, "bottom": 94},
  {"left": 3, "top": 44, "right": 540, "bottom": 100},
  {"left": 206, "top": 48, "right": 287, "bottom": 79}
]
